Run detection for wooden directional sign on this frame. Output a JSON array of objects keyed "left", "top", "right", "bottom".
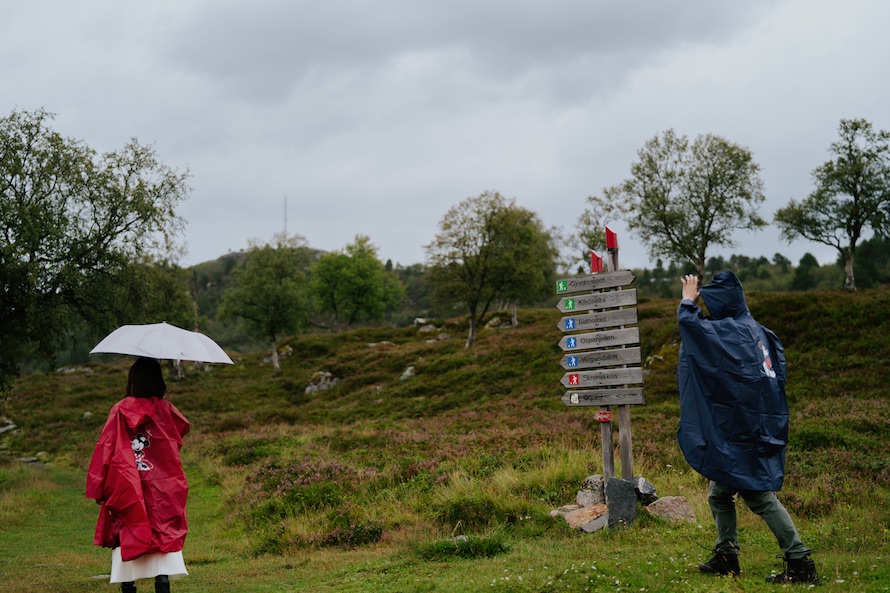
[
  {"left": 555, "top": 270, "right": 635, "bottom": 295},
  {"left": 561, "top": 367, "right": 643, "bottom": 388},
  {"left": 562, "top": 387, "right": 645, "bottom": 407},
  {"left": 558, "top": 327, "right": 639, "bottom": 352},
  {"left": 557, "top": 308, "right": 638, "bottom": 333},
  {"left": 556, "top": 288, "right": 637, "bottom": 313},
  {"left": 560, "top": 346, "right": 641, "bottom": 370}
]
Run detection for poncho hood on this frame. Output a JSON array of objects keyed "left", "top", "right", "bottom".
[
  {"left": 677, "top": 271, "right": 788, "bottom": 492},
  {"left": 700, "top": 270, "right": 749, "bottom": 319}
]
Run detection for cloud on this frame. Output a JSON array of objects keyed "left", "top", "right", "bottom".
[{"left": 2, "top": 0, "right": 888, "bottom": 271}]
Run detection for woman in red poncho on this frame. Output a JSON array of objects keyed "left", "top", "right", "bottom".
[{"left": 87, "top": 357, "right": 189, "bottom": 593}]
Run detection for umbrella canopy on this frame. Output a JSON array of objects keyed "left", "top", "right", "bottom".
[{"left": 90, "top": 322, "right": 234, "bottom": 364}]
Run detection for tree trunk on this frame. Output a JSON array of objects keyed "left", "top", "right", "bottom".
[
  {"left": 166, "top": 359, "right": 182, "bottom": 381},
  {"left": 465, "top": 317, "right": 477, "bottom": 349},
  {"left": 511, "top": 301, "right": 519, "bottom": 329},
  {"left": 271, "top": 340, "right": 281, "bottom": 371},
  {"left": 844, "top": 248, "right": 856, "bottom": 291}
]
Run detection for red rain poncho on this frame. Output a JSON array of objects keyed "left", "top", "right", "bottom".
[{"left": 86, "top": 396, "right": 189, "bottom": 561}]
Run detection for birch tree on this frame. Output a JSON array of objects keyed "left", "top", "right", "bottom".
[
  {"left": 775, "top": 118, "right": 890, "bottom": 291},
  {"left": 602, "top": 129, "right": 767, "bottom": 277}
]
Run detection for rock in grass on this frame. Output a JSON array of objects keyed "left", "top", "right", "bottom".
[
  {"left": 581, "top": 513, "right": 609, "bottom": 533},
  {"left": 305, "top": 371, "right": 339, "bottom": 394},
  {"left": 564, "top": 504, "right": 608, "bottom": 529},
  {"left": 576, "top": 474, "right": 605, "bottom": 506},
  {"left": 634, "top": 476, "right": 658, "bottom": 504},
  {"left": 644, "top": 496, "right": 697, "bottom": 523},
  {"left": 605, "top": 477, "right": 637, "bottom": 528}
]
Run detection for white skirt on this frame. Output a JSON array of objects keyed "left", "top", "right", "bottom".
[{"left": 110, "top": 547, "right": 188, "bottom": 583}]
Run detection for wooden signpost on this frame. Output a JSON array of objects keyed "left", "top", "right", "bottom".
[
  {"left": 558, "top": 327, "right": 640, "bottom": 351},
  {"left": 556, "top": 289, "right": 638, "bottom": 313},
  {"left": 556, "top": 228, "right": 643, "bottom": 480},
  {"left": 556, "top": 269, "right": 634, "bottom": 293},
  {"left": 559, "top": 347, "right": 641, "bottom": 370},
  {"left": 556, "top": 308, "right": 638, "bottom": 332},
  {"left": 561, "top": 387, "right": 644, "bottom": 406}
]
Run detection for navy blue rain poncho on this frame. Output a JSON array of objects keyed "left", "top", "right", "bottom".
[{"left": 677, "top": 271, "right": 788, "bottom": 492}]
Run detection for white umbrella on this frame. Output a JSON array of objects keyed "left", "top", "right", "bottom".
[{"left": 90, "top": 322, "right": 234, "bottom": 364}]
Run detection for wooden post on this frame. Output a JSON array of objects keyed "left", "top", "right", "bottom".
[
  {"left": 591, "top": 248, "right": 612, "bottom": 477},
  {"left": 617, "top": 405, "right": 633, "bottom": 480},
  {"left": 600, "top": 408, "right": 614, "bottom": 478},
  {"left": 606, "top": 228, "right": 634, "bottom": 480}
]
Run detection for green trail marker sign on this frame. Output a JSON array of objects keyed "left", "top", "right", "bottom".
[
  {"left": 555, "top": 244, "right": 642, "bottom": 481},
  {"left": 556, "top": 288, "right": 637, "bottom": 313},
  {"left": 556, "top": 270, "right": 635, "bottom": 294}
]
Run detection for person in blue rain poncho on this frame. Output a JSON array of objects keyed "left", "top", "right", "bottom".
[{"left": 677, "top": 271, "right": 819, "bottom": 584}]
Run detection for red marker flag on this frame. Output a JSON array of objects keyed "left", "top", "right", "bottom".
[
  {"left": 605, "top": 226, "right": 618, "bottom": 249},
  {"left": 590, "top": 251, "right": 603, "bottom": 273}
]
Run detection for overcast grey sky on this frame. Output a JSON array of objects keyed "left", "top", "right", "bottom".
[{"left": 3, "top": 0, "right": 888, "bottom": 270}]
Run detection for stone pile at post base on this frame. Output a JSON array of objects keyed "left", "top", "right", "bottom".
[{"left": 551, "top": 475, "right": 697, "bottom": 532}]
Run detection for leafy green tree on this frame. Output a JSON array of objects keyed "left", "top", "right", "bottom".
[
  {"left": 773, "top": 253, "right": 792, "bottom": 273},
  {"left": 425, "top": 191, "right": 559, "bottom": 348},
  {"left": 218, "top": 234, "right": 314, "bottom": 371},
  {"left": 496, "top": 205, "right": 561, "bottom": 326},
  {"left": 601, "top": 129, "right": 767, "bottom": 277},
  {"left": 312, "top": 235, "right": 405, "bottom": 330},
  {"left": 775, "top": 118, "right": 890, "bottom": 291},
  {"left": 791, "top": 253, "right": 819, "bottom": 291},
  {"left": 706, "top": 255, "right": 727, "bottom": 275},
  {"left": 644, "top": 258, "right": 682, "bottom": 298},
  {"left": 391, "top": 263, "right": 434, "bottom": 322},
  {"left": 0, "top": 108, "right": 188, "bottom": 388},
  {"left": 139, "top": 262, "right": 196, "bottom": 330},
  {"left": 575, "top": 195, "right": 616, "bottom": 271},
  {"left": 189, "top": 253, "right": 241, "bottom": 321}
]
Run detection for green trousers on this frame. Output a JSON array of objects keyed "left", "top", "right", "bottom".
[{"left": 708, "top": 481, "right": 811, "bottom": 560}]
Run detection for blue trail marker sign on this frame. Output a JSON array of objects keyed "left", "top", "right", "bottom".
[
  {"left": 560, "top": 347, "right": 641, "bottom": 370},
  {"left": 558, "top": 327, "right": 639, "bottom": 351},
  {"left": 557, "top": 308, "right": 638, "bottom": 333}
]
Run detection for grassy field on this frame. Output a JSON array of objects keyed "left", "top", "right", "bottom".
[{"left": 1, "top": 288, "right": 889, "bottom": 592}]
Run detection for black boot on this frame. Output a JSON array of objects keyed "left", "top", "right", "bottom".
[
  {"left": 767, "top": 555, "right": 820, "bottom": 584},
  {"left": 155, "top": 574, "right": 170, "bottom": 593},
  {"left": 121, "top": 582, "right": 137, "bottom": 593},
  {"left": 699, "top": 550, "right": 740, "bottom": 576}
]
